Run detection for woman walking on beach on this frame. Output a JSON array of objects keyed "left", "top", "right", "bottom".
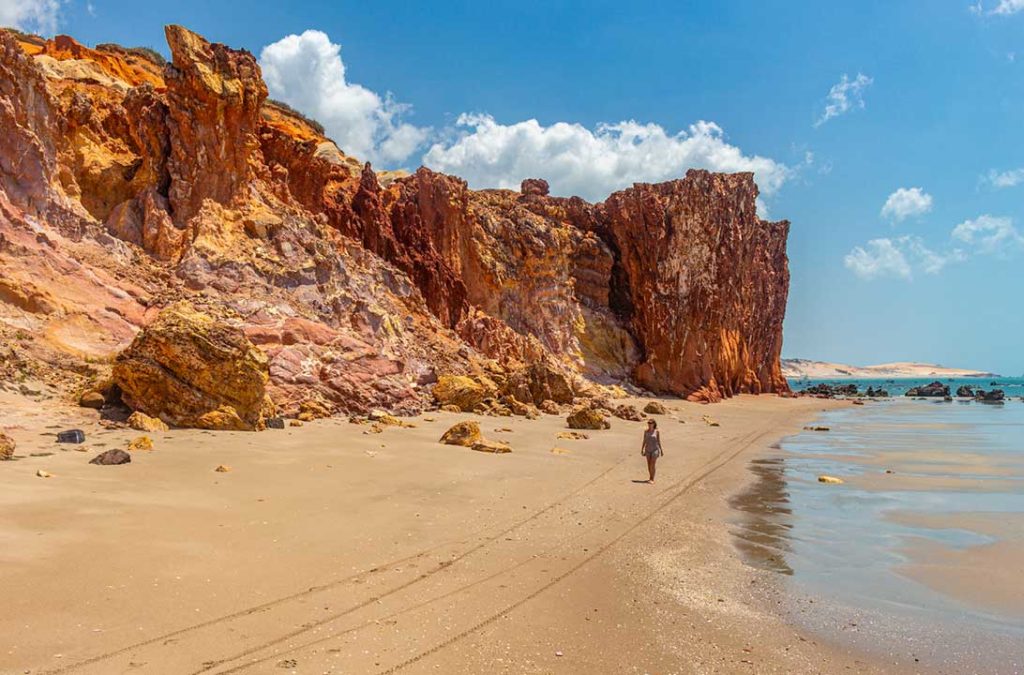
[{"left": 641, "top": 419, "right": 663, "bottom": 483}]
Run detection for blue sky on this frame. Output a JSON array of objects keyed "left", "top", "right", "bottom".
[{"left": 10, "top": 0, "right": 1024, "bottom": 375}]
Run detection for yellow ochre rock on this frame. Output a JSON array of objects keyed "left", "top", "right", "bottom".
[
  {"left": 439, "top": 421, "right": 482, "bottom": 447},
  {"left": 113, "top": 302, "right": 273, "bottom": 431},
  {"left": 128, "top": 411, "right": 169, "bottom": 433},
  {"left": 433, "top": 375, "right": 495, "bottom": 412}
]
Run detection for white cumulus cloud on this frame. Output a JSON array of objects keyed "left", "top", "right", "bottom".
[
  {"left": 844, "top": 236, "right": 964, "bottom": 281},
  {"left": 844, "top": 238, "right": 912, "bottom": 280},
  {"left": 259, "top": 30, "right": 429, "bottom": 166},
  {"left": 0, "top": 0, "right": 62, "bottom": 35},
  {"left": 881, "top": 187, "right": 933, "bottom": 222},
  {"left": 971, "top": 0, "right": 1024, "bottom": 15},
  {"left": 814, "top": 73, "right": 873, "bottom": 128},
  {"left": 983, "top": 167, "right": 1024, "bottom": 189},
  {"left": 422, "top": 114, "right": 792, "bottom": 204},
  {"left": 952, "top": 214, "right": 1023, "bottom": 253}
]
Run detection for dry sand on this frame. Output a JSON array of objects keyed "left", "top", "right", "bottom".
[{"left": 0, "top": 392, "right": 905, "bottom": 674}]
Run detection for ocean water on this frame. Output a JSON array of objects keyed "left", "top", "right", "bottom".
[{"left": 730, "top": 377, "right": 1024, "bottom": 669}]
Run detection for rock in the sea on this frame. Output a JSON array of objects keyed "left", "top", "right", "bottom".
[
  {"left": 818, "top": 475, "right": 844, "bottom": 485},
  {"left": 439, "top": 421, "right": 482, "bottom": 447},
  {"left": 78, "top": 390, "right": 106, "bottom": 409},
  {"left": 0, "top": 432, "right": 14, "bottom": 460},
  {"left": 113, "top": 302, "right": 273, "bottom": 430},
  {"left": 127, "top": 435, "right": 153, "bottom": 451},
  {"left": 975, "top": 389, "right": 1005, "bottom": 402},
  {"left": 567, "top": 407, "right": 610, "bottom": 430},
  {"left": 904, "top": 381, "right": 950, "bottom": 398},
  {"left": 433, "top": 375, "right": 494, "bottom": 413},
  {"left": 90, "top": 449, "right": 131, "bottom": 465},
  {"left": 956, "top": 385, "right": 974, "bottom": 398},
  {"left": 643, "top": 401, "right": 668, "bottom": 415},
  {"left": 470, "top": 439, "right": 512, "bottom": 454},
  {"left": 801, "top": 383, "right": 858, "bottom": 398},
  {"left": 128, "top": 411, "right": 169, "bottom": 432}
]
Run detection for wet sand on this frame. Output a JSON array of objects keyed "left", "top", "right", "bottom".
[
  {"left": 1, "top": 391, "right": 900, "bottom": 674},
  {"left": 728, "top": 398, "right": 1024, "bottom": 673},
  {"left": 891, "top": 512, "right": 1024, "bottom": 618}
]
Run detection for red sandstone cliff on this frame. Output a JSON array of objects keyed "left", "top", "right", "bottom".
[{"left": 0, "top": 25, "right": 790, "bottom": 415}]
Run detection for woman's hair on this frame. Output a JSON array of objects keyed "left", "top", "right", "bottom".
[{"left": 647, "top": 418, "right": 657, "bottom": 429}]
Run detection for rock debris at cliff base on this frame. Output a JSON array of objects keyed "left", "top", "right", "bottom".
[{"left": 0, "top": 25, "right": 790, "bottom": 421}]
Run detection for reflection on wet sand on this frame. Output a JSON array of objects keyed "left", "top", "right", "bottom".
[{"left": 729, "top": 457, "right": 794, "bottom": 575}]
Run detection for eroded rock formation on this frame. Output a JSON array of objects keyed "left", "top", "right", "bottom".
[{"left": 0, "top": 25, "right": 791, "bottom": 421}]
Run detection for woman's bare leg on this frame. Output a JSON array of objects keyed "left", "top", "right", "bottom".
[{"left": 647, "top": 456, "right": 656, "bottom": 483}]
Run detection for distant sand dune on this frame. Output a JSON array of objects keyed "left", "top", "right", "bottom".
[{"left": 782, "top": 359, "right": 999, "bottom": 379}]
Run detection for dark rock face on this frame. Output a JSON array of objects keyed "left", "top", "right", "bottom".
[
  {"left": 90, "top": 448, "right": 131, "bottom": 465},
  {"left": 905, "top": 381, "right": 950, "bottom": 398},
  {"left": 975, "top": 389, "right": 1005, "bottom": 402},
  {"left": 956, "top": 385, "right": 975, "bottom": 398},
  {"left": 864, "top": 386, "right": 888, "bottom": 398}
]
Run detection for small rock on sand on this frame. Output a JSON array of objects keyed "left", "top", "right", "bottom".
[
  {"left": 214, "top": 464, "right": 231, "bottom": 473},
  {"left": 0, "top": 431, "right": 15, "bottom": 460},
  {"left": 803, "top": 426, "right": 830, "bottom": 432},
  {"left": 566, "top": 407, "right": 610, "bottom": 430},
  {"left": 127, "top": 436, "right": 154, "bottom": 451},
  {"left": 702, "top": 415, "right": 720, "bottom": 427},
  {"left": 556, "top": 431, "right": 588, "bottom": 440},
  {"left": 818, "top": 475, "right": 844, "bottom": 484},
  {"left": 56, "top": 429, "right": 86, "bottom": 444},
  {"left": 643, "top": 401, "right": 668, "bottom": 415},
  {"left": 78, "top": 390, "right": 105, "bottom": 409},
  {"left": 550, "top": 447, "right": 571, "bottom": 455},
  {"left": 36, "top": 469, "right": 53, "bottom": 478},
  {"left": 289, "top": 420, "right": 303, "bottom": 427},
  {"left": 440, "top": 421, "right": 482, "bottom": 447},
  {"left": 128, "top": 411, "right": 169, "bottom": 433},
  {"left": 90, "top": 449, "right": 131, "bottom": 465},
  {"left": 471, "top": 440, "right": 512, "bottom": 454}
]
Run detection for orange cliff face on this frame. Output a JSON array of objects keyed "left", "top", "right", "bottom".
[{"left": 0, "top": 25, "right": 790, "bottom": 415}]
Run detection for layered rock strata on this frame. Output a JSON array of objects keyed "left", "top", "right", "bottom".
[{"left": 0, "top": 25, "right": 791, "bottom": 421}]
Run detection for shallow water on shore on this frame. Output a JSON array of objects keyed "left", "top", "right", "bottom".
[{"left": 731, "top": 390, "right": 1024, "bottom": 669}]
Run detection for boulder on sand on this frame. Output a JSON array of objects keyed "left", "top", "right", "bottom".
[
  {"left": 128, "top": 411, "right": 169, "bottom": 432},
  {"left": 78, "top": 390, "right": 105, "bottom": 409},
  {"left": 470, "top": 439, "right": 512, "bottom": 454},
  {"left": 643, "top": 401, "right": 668, "bottom": 415},
  {"left": 113, "top": 302, "right": 274, "bottom": 430},
  {"left": 90, "top": 449, "right": 131, "bottom": 465},
  {"left": 612, "top": 404, "right": 643, "bottom": 421},
  {"left": 439, "top": 421, "right": 482, "bottom": 447},
  {"left": 0, "top": 432, "right": 14, "bottom": 460},
  {"left": 433, "top": 375, "right": 495, "bottom": 412},
  {"left": 567, "top": 406, "right": 610, "bottom": 430}
]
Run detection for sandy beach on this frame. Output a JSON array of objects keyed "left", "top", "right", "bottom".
[{"left": 0, "top": 391, "right": 909, "bottom": 675}]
